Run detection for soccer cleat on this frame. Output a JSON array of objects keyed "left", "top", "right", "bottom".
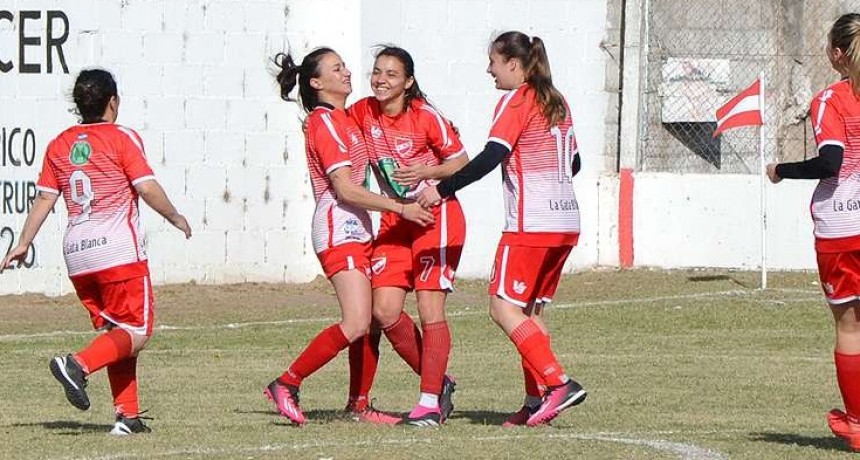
[
  {"left": 439, "top": 374, "right": 457, "bottom": 422},
  {"left": 351, "top": 407, "right": 402, "bottom": 425},
  {"left": 264, "top": 379, "right": 306, "bottom": 426},
  {"left": 502, "top": 404, "right": 539, "bottom": 427},
  {"left": 398, "top": 405, "right": 442, "bottom": 427},
  {"left": 110, "top": 414, "right": 152, "bottom": 436},
  {"left": 828, "top": 409, "right": 860, "bottom": 451},
  {"left": 526, "top": 379, "right": 587, "bottom": 427},
  {"left": 49, "top": 354, "right": 90, "bottom": 411}
]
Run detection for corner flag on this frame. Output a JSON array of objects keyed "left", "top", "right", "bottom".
[{"left": 713, "top": 79, "right": 763, "bottom": 137}]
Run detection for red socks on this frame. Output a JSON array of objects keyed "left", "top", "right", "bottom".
[
  {"left": 522, "top": 357, "right": 544, "bottom": 398},
  {"left": 348, "top": 329, "right": 381, "bottom": 405},
  {"left": 420, "top": 321, "right": 451, "bottom": 395},
  {"left": 382, "top": 312, "right": 423, "bottom": 374},
  {"left": 836, "top": 351, "right": 860, "bottom": 419},
  {"left": 509, "top": 319, "right": 567, "bottom": 387},
  {"left": 108, "top": 356, "right": 139, "bottom": 417},
  {"left": 280, "top": 324, "right": 350, "bottom": 387},
  {"left": 74, "top": 328, "right": 134, "bottom": 375}
]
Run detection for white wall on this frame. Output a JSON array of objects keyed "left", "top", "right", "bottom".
[
  {"left": 0, "top": 0, "right": 612, "bottom": 295},
  {"left": 631, "top": 173, "right": 817, "bottom": 270}
]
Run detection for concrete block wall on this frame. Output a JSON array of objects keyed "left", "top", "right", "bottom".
[{"left": 0, "top": 0, "right": 615, "bottom": 295}]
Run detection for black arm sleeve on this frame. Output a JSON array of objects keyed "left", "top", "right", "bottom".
[
  {"left": 437, "top": 141, "right": 510, "bottom": 198},
  {"left": 775, "top": 145, "right": 843, "bottom": 179},
  {"left": 572, "top": 153, "right": 581, "bottom": 177}
]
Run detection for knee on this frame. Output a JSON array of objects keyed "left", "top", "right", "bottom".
[
  {"left": 373, "top": 302, "right": 402, "bottom": 328},
  {"left": 341, "top": 315, "right": 371, "bottom": 342}
]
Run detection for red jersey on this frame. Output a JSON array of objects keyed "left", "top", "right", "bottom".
[
  {"left": 37, "top": 123, "right": 154, "bottom": 280},
  {"left": 810, "top": 79, "right": 860, "bottom": 253},
  {"left": 488, "top": 84, "right": 580, "bottom": 246},
  {"left": 305, "top": 105, "right": 373, "bottom": 254},
  {"left": 348, "top": 97, "right": 465, "bottom": 199}
]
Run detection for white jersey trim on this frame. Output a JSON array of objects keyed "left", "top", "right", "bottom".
[
  {"left": 325, "top": 160, "right": 352, "bottom": 175},
  {"left": 818, "top": 140, "right": 846, "bottom": 150},
  {"left": 488, "top": 137, "right": 512, "bottom": 151},
  {"left": 117, "top": 126, "right": 146, "bottom": 158},
  {"left": 131, "top": 175, "right": 156, "bottom": 186},
  {"left": 321, "top": 112, "right": 348, "bottom": 153},
  {"left": 36, "top": 185, "right": 60, "bottom": 195},
  {"left": 491, "top": 89, "right": 519, "bottom": 125},
  {"left": 421, "top": 105, "right": 451, "bottom": 148}
]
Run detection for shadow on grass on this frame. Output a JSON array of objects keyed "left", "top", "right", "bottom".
[
  {"left": 749, "top": 432, "right": 848, "bottom": 452},
  {"left": 687, "top": 274, "right": 751, "bottom": 288},
  {"left": 448, "top": 410, "right": 512, "bottom": 426},
  {"left": 11, "top": 420, "right": 113, "bottom": 435}
]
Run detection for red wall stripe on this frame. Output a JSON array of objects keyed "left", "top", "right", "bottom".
[{"left": 619, "top": 168, "right": 634, "bottom": 268}]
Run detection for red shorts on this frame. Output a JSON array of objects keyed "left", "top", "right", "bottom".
[
  {"left": 371, "top": 198, "right": 465, "bottom": 291},
  {"left": 488, "top": 243, "right": 574, "bottom": 307},
  {"left": 817, "top": 250, "right": 860, "bottom": 304},
  {"left": 72, "top": 273, "right": 155, "bottom": 336},
  {"left": 317, "top": 242, "right": 372, "bottom": 279}
]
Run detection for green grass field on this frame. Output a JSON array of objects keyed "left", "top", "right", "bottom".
[{"left": 0, "top": 269, "right": 854, "bottom": 459}]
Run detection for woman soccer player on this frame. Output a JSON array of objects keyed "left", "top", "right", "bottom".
[
  {"left": 766, "top": 13, "right": 860, "bottom": 451},
  {"left": 418, "top": 31, "right": 587, "bottom": 427},
  {"left": 1, "top": 68, "right": 192, "bottom": 435},
  {"left": 347, "top": 46, "right": 467, "bottom": 426},
  {"left": 264, "top": 47, "right": 433, "bottom": 426}
]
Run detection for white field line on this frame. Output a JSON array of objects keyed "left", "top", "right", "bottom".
[
  {"left": 58, "top": 431, "right": 727, "bottom": 460},
  {"left": 0, "top": 288, "right": 824, "bottom": 342}
]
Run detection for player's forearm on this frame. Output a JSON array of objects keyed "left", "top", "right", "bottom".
[
  {"left": 135, "top": 180, "right": 182, "bottom": 222},
  {"left": 336, "top": 182, "right": 401, "bottom": 214},
  {"left": 16, "top": 192, "right": 58, "bottom": 247},
  {"left": 425, "top": 155, "right": 469, "bottom": 180}
]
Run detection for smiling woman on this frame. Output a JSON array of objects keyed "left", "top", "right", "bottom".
[
  {"left": 264, "top": 47, "right": 433, "bottom": 426},
  {"left": 345, "top": 45, "right": 469, "bottom": 426}
]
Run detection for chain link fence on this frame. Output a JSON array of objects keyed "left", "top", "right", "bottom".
[{"left": 639, "top": 0, "right": 860, "bottom": 173}]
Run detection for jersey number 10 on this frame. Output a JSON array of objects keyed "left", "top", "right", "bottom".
[{"left": 550, "top": 126, "right": 576, "bottom": 183}]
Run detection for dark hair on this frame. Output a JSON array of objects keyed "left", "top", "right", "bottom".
[
  {"left": 73, "top": 69, "right": 118, "bottom": 124},
  {"left": 830, "top": 13, "right": 860, "bottom": 94},
  {"left": 273, "top": 47, "right": 336, "bottom": 112},
  {"left": 491, "top": 31, "right": 566, "bottom": 127},
  {"left": 374, "top": 45, "right": 427, "bottom": 110}
]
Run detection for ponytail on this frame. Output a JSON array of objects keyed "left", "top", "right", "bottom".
[
  {"left": 272, "top": 47, "right": 335, "bottom": 112},
  {"left": 830, "top": 13, "right": 860, "bottom": 95},
  {"left": 492, "top": 31, "right": 566, "bottom": 127},
  {"left": 524, "top": 37, "right": 566, "bottom": 127}
]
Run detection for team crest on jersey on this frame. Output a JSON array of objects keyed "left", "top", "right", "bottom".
[
  {"left": 395, "top": 137, "right": 413, "bottom": 157},
  {"left": 350, "top": 133, "right": 359, "bottom": 145},
  {"left": 371, "top": 125, "right": 383, "bottom": 139},
  {"left": 371, "top": 256, "right": 387, "bottom": 275},
  {"left": 69, "top": 141, "right": 92, "bottom": 165},
  {"left": 342, "top": 217, "right": 361, "bottom": 239}
]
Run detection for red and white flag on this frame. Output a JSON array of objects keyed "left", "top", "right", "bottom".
[{"left": 713, "top": 79, "right": 763, "bottom": 137}]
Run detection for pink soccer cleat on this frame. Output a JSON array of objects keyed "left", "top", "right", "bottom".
[
  {"left": 526, "top": 379, "right": 587, "bottom": 427},
  {"left": 264, "top": 379, "right": 306, "bottom": 426},
  {"left": 828, "top": 408, "right": 860, "bottom": 451}
]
